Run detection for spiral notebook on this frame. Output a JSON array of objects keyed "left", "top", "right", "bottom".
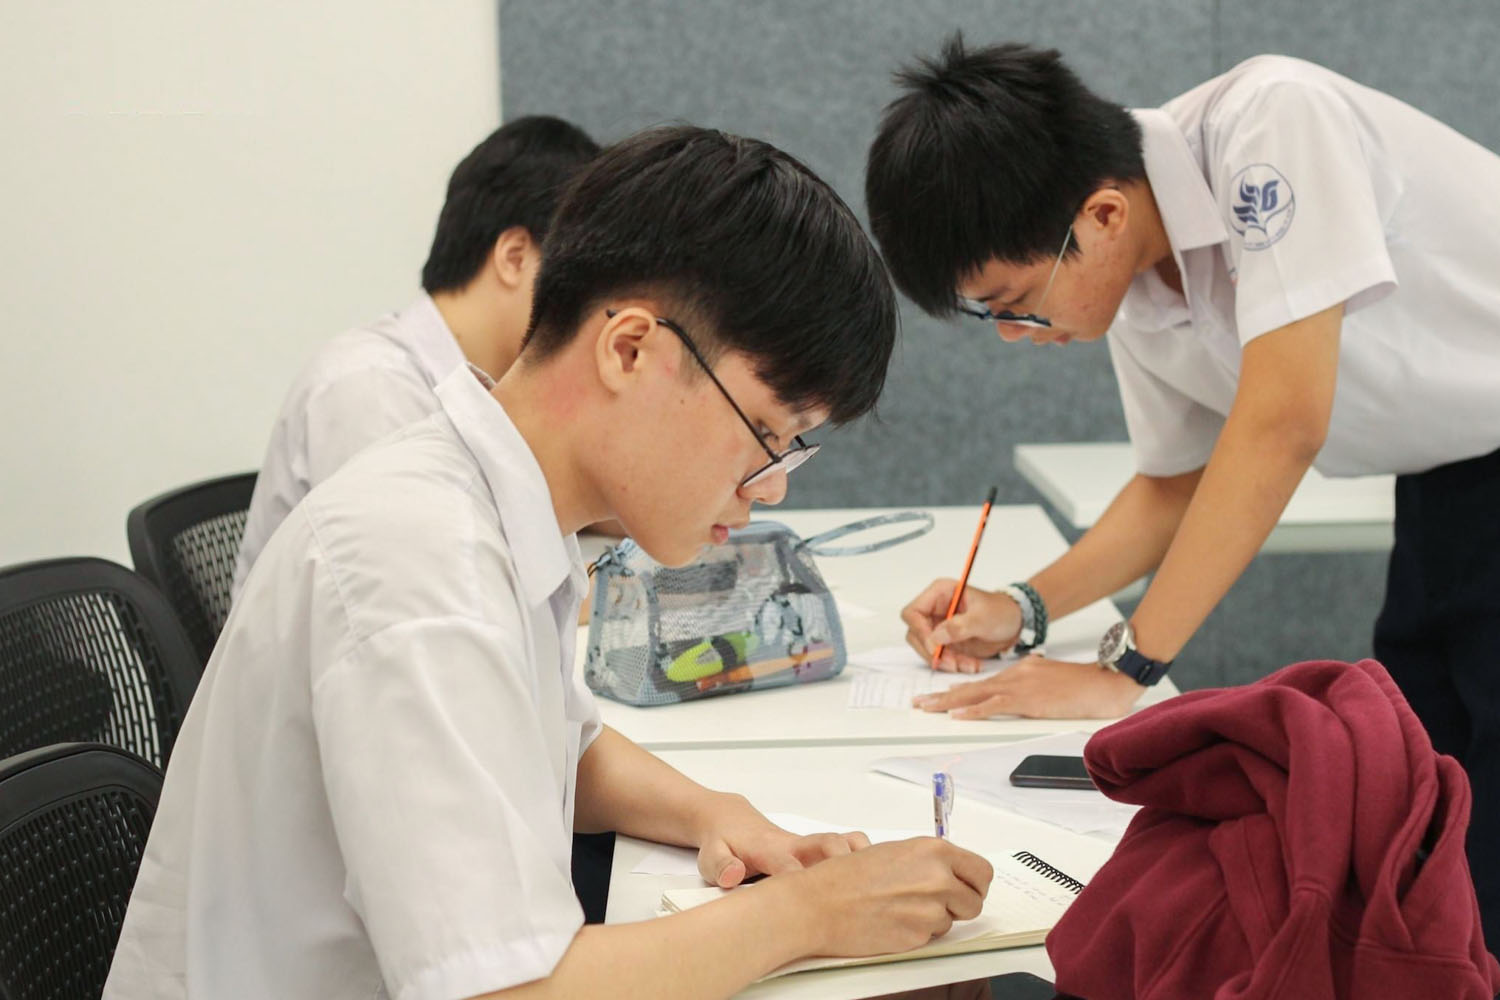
[{"left": 659, "top": 849, "right": 1085, "bottom": 979}]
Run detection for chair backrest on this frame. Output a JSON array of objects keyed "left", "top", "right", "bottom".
[
  {"left": 0, "top": 558, "right": 201, "bottom": 769},
  {"left": 0, "top": 743, "right": 162, "bottom": 1000},
  {"left": 126, "top": 472, "right": 256, "bottom": 664}
]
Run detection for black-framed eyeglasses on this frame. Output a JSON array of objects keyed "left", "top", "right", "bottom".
[
  {"left": 955, "top": 224, "right": 1074, "bottom": 330},
  {"left": 605, "top": 309, "right": 820, "bottom": 488}
]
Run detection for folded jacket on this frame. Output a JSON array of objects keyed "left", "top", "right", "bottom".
[{"left": 1047, "top": 658, "right": 1500, "bottom": 1000}]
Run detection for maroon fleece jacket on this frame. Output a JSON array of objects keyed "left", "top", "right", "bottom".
[{"left": 1047, "top": 659, "right": 1500, "bottom": 1000}]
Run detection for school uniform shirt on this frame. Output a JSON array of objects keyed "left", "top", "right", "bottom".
[
  {"left": 104, "top": 365, "right": 602, "bottom": 1000},
  {"left": 232, "top": 294, "right": 467, "bottom": 600},
  {"left": 1109, "top": 55, "right": 1500, "bottom": 479}
]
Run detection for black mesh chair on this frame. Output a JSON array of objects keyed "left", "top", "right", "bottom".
[
  {"left": 126, "top": 472, "right": 256, "bottom": 664},
  {"left": 0, "top": 558, "right": 201, "bottom": 769},
  {"left": 0, "top": 742, "right": 162, "bottom": 1000}
]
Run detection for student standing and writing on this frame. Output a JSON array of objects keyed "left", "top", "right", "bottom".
[{"left": 867, "top": 36, "right": 1500, "bottom": 946}]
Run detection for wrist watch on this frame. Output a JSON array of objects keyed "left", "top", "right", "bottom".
[{"left": 1097, "top": 621, "right": 1172, "bottom": 686}]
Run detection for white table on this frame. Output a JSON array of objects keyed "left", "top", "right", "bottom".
[
  {"left": 609, "top": 742, "right": 1117, "bottom": 998},
  {"left": 577, "top": 505, "right": 1179, "bottom": 750},
  {"left": 1014, "top": 442, "right": 1395, "bottom": 553}
]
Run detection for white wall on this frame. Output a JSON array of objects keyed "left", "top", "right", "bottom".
[{"left": 0, "top": 0, "right": 501, "bottom": 566}]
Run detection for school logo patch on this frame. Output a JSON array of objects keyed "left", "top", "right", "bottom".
[{"left": 1228, "top": 163, "right": 1295, "bottom": 250}]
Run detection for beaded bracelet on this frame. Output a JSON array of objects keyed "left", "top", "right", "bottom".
[{"left": 1003, "top": 581, "right": 1049, "bottom": 654}]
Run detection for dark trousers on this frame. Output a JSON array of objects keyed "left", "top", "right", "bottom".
[
  {"left": 1374, "top": 444, "right": 1500, "bottom": 951},
  {"left": 571, "top": 831, "right": 615, "bottom": 925}
]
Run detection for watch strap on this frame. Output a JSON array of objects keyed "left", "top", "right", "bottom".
[{"left": 1114, "top": 647, "right": 1171, "bottom": 686}]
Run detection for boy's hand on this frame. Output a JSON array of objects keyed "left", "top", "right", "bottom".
[
  {"left": 900, "top": 579, "right": 1023, "bottom": 672},
  {"left": 695, "top": 794, "right": 870, "bottom": 888},
  {"left": 913, "top": 656, "right": 1142, "bottom": 719},
  {"left": 780, "top": 838, "right": 993, "bottom": 958}
]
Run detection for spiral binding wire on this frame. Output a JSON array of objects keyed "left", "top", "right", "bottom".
[{"left": 1013, "top": 851, "right": 1085, "bottom": 894}]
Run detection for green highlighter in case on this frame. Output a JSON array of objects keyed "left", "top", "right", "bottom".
[{"left": 664, "top": 631, "right": 758, "bottom": 682}]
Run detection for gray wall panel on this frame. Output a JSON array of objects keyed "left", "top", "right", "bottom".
[
  {"left": 500, "top": 0, "right": 1215, "bottom": 511},
  {"left": 499, "top": 2, "right": 1487, "bottom": 689},
  {"left": 1217, "top": 0, "right": 1500, "bottom": 153}
]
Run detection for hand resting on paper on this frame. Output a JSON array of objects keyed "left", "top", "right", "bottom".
[
  {"left": 695, "top": 792, "right": 872, "bottom": 888},
  {"left": 913, "top": 656, "right": 1142, "bottom": 720}
]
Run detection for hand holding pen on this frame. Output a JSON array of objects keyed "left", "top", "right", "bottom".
[
  {"left": 930, "top": 487, "right": 997, "bottom": 670},
  {"left": 932, "top": 771, "right": 955, "bottom": 839}
]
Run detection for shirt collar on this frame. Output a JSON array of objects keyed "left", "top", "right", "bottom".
[
  {"left": 434, "top": 363, "right": 585, "bottom": 610},
  {"left": 403, "top": 293, "right": 469, "bottom": 389},
  {"left": 1132, "top": 108, "right": 1229, "bottom": 254}
]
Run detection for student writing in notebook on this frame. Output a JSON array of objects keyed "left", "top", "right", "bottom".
[
  {"left": 232, "top": 116, "right": 601, "bottom": 600},
  {"left": 104, "top": 126, "right": 993, "bottom": 1000}
]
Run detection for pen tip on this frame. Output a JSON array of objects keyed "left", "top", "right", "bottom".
[{"left": 984, "top": 486, "right": 998, "bottom": 505}]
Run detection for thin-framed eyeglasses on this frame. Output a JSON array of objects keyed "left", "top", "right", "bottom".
[
  {"left": 604, "top": 309, "right": 820, "bottom": 488},
  {"left": 956, "top": 224, "right": 1074, "bottom": 329}
]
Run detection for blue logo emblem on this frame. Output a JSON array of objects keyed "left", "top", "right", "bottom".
[{"left": 1228, "top": 163, "right": 1295, "bottom": 250}]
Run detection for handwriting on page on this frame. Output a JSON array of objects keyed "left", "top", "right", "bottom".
[
  {"left": 847, "top": 671, "right": 976, "bottom": 708},
  {"left": 845, "top": 644, "right": 1005, "bottom": 709},
  {"left": 844, "top": 637, "right": 1102, "bottom": 710}
]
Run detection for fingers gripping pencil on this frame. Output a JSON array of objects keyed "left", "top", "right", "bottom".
[{"left": 932, "top": 486, "right": 997, "bottom": 669}]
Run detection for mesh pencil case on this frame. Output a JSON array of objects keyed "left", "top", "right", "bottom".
[{"left": 583, "top": 512, "right": 933, "bottom": 706}]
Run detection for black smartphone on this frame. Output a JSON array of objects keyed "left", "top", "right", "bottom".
[
  {"left": 1008, "top": 753, "right": 1095, "bottom": 790},
  {"left": 988, "top": 971, "right": 1062, "bottom": 999}
]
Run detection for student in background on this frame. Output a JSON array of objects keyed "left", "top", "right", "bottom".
[
  {"left": 232, "top": 115, "right": 599, "bottom": 598},
  {"left": 104, "top": 125, "right": 993, "bottom": 1000},
  {"left": 865, "top": 36, "right": 1500, "bottom": 946}
]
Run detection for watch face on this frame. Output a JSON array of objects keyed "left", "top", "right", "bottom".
[{"left": 1098, "top": 621, "right": 1128, "bottom": 665}]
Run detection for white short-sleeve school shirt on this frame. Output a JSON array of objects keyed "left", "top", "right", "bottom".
[
  {"left": 232, "top": 294, "right": 467, "bottom": 599},
  {"left": 1109, "top": 55, "right": 1500, "bottom": 478},
  {"left": 105, "top": 365, "right": 602, "bottom": 1000}
]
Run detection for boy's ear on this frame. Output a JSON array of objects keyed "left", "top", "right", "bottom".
[
  {"left": 594, "top": 307, "right": 658, "bottom": 395},
  {"left": 1081, "top": 185, "right": 1130, "bottom": 237},
  {"left": 490, "top": 226, "right": 537, "bottom": 289}
]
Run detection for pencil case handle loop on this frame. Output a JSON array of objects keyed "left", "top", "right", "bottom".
[{"left": 799, "top": 511, "right": 935, "bottom": 557}]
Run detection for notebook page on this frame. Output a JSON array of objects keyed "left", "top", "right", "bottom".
[
  {"left": 984, "top": 854, "right": 1080, "bottom": 932},
  {"left": 660, "top": 850, "right": 1083, "bottom": 979}
]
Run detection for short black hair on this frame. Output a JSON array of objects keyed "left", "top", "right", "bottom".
[
  {"left": 420, "top": 115, "right": 599, "bottom": 294},
  {"left": 524, "top": 125, "right": 897, "bottom": 425},
  {"left": 865, "top": 35, "right": 1145, "bottom": 317}
]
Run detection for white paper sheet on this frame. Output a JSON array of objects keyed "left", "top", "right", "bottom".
[
  {"left": 847, "top": 644, "right": 936, "bottom": 673},
  {"left": 846, "top": 669, "right": 990, "bottom": 708},
  {"left": 845, "top": 645, "right": 1007, "bottom": 708},
  {"left": 833, "top": 597, "right": 878, "bottom": 621},
  {"left": 844, "top": 636, "right": 1104, "bottom": 710},
  {"left": 871, "top": 732, "right": 1139, "bottom": 838}
]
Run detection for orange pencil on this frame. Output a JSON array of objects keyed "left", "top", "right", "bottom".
[
  {"left": 931, "top": 486, "right": 997, "bottom": 670},
  {"left": 695, "top": 644, "right": 836, "bottom": 692}
]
